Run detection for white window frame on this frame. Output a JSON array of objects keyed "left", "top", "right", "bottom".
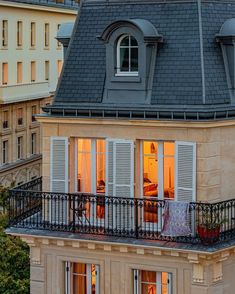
[
  {"left": 75, "top": 138, "right": 106, "bottom": 226},
  {"left": 134, "top": 269, "right": 172, "bottom": 294},
  {"left": 140, "top": 141, "right": 175, "bottom": 230},
  {"left": 116, "top": 34, "right": 139, "bottom": 77},
  {"left": 65, "top": 262, "right": 100, "bottom": 294}
]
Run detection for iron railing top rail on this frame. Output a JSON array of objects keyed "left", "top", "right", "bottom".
[
  {"left": 12, "top": 177, "right": 42, "bottom": 192},
  {"left": 10, "top": 177, "right": 234, "bottom": 207}
]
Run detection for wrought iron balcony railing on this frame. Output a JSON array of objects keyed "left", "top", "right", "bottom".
[{"left": 8, "top": 178, "right": 235, "bottom": 246}]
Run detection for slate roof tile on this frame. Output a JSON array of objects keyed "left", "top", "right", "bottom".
[{"left": 54, "top": 0, "right": 232, "bottom": 108}]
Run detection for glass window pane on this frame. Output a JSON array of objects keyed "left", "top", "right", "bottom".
[
  {"left": 141, "top": 270, "right": 156, "bottom": 283},
  {"left": 78, "top": 139, "right": 91, "bottom": 152},
  {"left": 77, "top": 141, "right": 91, "bottom": 193},
  {"left": 143, "top": 142, "right": 158, "bottom": 196},
  {"left": 120, "top": 35, "right": 129, "bottom": 46},
  {"left": 141, "top": 284, "right": 156, "bottom": 294},
  {"left": 163, "top": 143, "right": 175, "bottom": 200},
  {"left": 91, "top": 265, "right": 97, "bottom": 294},
  {"left": 131, "top": 36, "right": 138, "bottom": 46},
  {"left": 120, "top": 47, "right": 129, "bottom": 71},
  {"left": 131, "top": 48, "right": 138, "bottom": 72},
  {"left": 164, "top": 142, "right": 174, "bottom": 156},
  {"left": 73, "top": 263, "right": 86, "bottom": 274}
]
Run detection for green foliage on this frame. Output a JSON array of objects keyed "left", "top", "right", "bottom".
[
  {"left": 0, "top": 183, "right": 14, "bottom": 213},
  {"left": 0, "top": 213, "right": 30, "bottom": 294}
]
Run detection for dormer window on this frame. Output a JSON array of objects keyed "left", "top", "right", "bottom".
[
  {"left": 116, "top": 34, "right": 138, "bottom": 76},
  {"left": 99, "top": 19, "right": 163, "bottom": 104}
]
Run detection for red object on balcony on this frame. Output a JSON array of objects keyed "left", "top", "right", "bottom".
[{"left": 197, "top": 225, "right": 220, "bottom": 245}]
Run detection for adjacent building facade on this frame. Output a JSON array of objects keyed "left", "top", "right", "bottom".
[
  {"left": 7, "top": 0, "right": 235, "bottom": 293},
  {"left": 0, "top": 0, "right": 77, "bottom": 186}
]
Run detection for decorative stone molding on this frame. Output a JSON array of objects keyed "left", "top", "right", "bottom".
[
  {"left": 14, "top": 233, "right": 235, "bottom": 285},
  {"left": 31, "top": 246, "right": 41, "bottom": 265}
]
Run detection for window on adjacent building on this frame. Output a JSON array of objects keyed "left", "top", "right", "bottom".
[
  {"left": 57, "top": 24, "right": 61, "bottom": 48},
  {"left": 17, "top": 136, "right": 23, "bottom": 159},
  {"left": 2, "top": 20, "right": 8, "bottom": 47},
  {"left": 31, "top": 61, "right": 36, "bottom": 82},
  {"left": 2, "top": 62, "right": 8, "bottom": 85},
  {"left": 65, "top": 262, "right": 99, "bottom": 294},
  {"left": 44, "top": 23, "right": 49, "bottom": 47},
  {"left": 30, "top": 22, "right": 36, "bottom": 47},
  {"left": 31, "top": 105, "right": 37, "bottom": 122},
  {"left": 45, "top": 60, "right": 49, "bottom": 81},
  {"left": 57, "top": 60, "right": 62, "bottom": 78},
  {"left": 17, "top": 62, "right": 23, "bottom": 84},
  {"left": 3, "top": 110, "right": 9, "bottom": 129},
  {"left": 133, "top": 270, "right": 172, "bottom": 294},
  {"left": 2, "top": 140, "right": 8, "bottom": 164},
  {"left": 17, "top": 108, "right": 23, "bottom": 125},
  {"left": 31, "top": 133, "right": 36, "bottom": 155},
  {"left": 116, "top": 34, "right": 138, "bottom": 76},
  {"left": 17, "top": 21, "right": 23, "bottom": 47}
]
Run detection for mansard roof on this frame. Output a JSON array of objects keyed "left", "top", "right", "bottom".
[{"left": 47, "top": 0, "right": 235, "bottom": 119}]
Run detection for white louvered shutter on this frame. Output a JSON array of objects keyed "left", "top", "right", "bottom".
[
  {"left": 105, "top": 139, "right": 134, "bottom": 231},
  {"left": 175, "top": 141, "right": 196, "bottom": 202},
  {"left": 49, "top": 137, "right": 69, "bottom": 224}
]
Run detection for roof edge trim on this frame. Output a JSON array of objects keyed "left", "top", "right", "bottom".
[{"left": 98, "top": 19, "right": 163, "bottom": 43}]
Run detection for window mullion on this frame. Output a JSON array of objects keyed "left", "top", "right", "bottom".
[
  {"left": 156, "top": 272, "right": 162, "bottom": 293},
  {"left": 87, "top": 264, "right": 92, "bottom": 294},
  {"left": 158, "top": 142, "right": 164, "bottom": 200}
]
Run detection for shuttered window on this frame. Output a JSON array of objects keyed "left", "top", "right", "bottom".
[
  {"left": 50, "top": 137, "right": 69, "bottom": 224},
  {"left": 106, "top": 139, "right": 134, "bottom": 230},
  {"left": 50, "top": 137, "right": 69, "bottom": 193},
  {"left": 175, "top": 142, "right": 196, "bottom": 202}
]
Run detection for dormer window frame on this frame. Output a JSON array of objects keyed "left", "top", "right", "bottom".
[{"left": 116, "top": 34, "right": 139, "bottom": 77}]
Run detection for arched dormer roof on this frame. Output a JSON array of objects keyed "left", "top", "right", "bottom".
[
  {"left": 217, "top": 18, "right": 235, "bottom": 39},
  {"left": 99, "top": 19, "right": 163, "bottom": 43}
]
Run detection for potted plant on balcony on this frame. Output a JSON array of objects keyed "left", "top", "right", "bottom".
[{"left": 197, "top": 208, "right": 226, "bottom": 245}]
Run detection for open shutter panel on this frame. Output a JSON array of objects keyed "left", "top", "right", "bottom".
[
  {"left": 51, "top": 137, "right": 69, "bottom": 193},
  {"left": 49, "top": 137, "right": 69, "bottom": 224},
  {"left": 105, "top": 139, "right": 134, "bottom": 231},
  {"left": 175, "top": 142, "right": 196, "bottom": 202}
]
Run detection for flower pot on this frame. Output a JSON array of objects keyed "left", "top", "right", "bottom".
[{"left": 198, "top": 225, "right": 220, "bottom": 245}]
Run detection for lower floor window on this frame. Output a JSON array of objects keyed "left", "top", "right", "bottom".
[
  {"left": 66, "top": 262, "right": 99, "bottom": 294},
  {"left": 134, "top": 270, "right": 172, "bottom": 294}
]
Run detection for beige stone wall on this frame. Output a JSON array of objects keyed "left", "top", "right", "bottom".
[
  {"left": 0, "top": 95, "right": 52, "bottom": 186},
  {"left": 39, "top": 117, "right": 235, "bottom": 202},
  {"left": 26, "top": 236, "right": 235, "bottom": 294}
]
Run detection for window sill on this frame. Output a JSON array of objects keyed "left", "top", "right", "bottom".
[
  {"left": 0, "top": 47, "right": 8, "bottom": 50},
  {"left": 1, "top": 128, "right": 11, "bottom": 135},
  {"left": 29, "top": 46, "right": 36, "bottom": 50},
  {"left": 16, "top": 125, "right": 26, "bottom": 132},
  {"left": 111, "top": 75, "right": 141, "bottom": 83},
  {"left": 16, "top": 46, "right": 23, "bottom": 50}
]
